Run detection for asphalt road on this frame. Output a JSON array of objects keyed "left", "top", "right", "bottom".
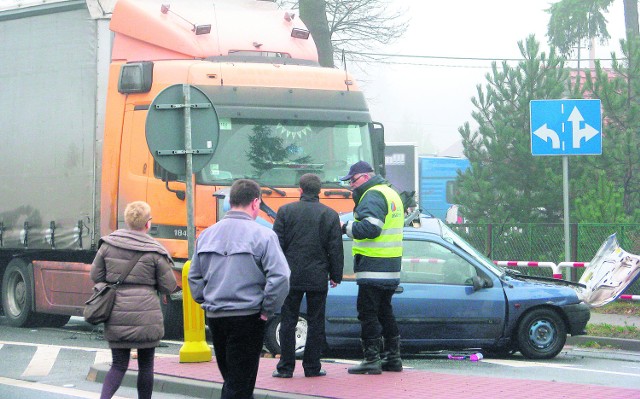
[
  {"left": 1, "top": 315, "right": 640, "bottom": 398},
  {"left": 0, "top": 316, "right": 193, "bottom": 399}
]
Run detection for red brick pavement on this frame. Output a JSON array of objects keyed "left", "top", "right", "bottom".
[{"left": 130, "top": 356, "right": 640, "bottom": 399}]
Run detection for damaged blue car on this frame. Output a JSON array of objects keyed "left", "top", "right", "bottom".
[{"left": 264, "top": 215, "right": 639, "bottom": 359}]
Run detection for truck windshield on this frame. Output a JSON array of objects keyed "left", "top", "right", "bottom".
[{"left": 197, "top": 119, "right": 374, "bottom": 187}]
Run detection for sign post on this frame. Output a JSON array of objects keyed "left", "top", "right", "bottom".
[
  {"left": 530, "top": 99, "right": 602, "bottom": 262},
  {"left": 146, "top": 84, "right": 219, "bottom": 363}
]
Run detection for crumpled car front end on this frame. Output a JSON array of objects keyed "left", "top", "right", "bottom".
[{"left": 577, "top": 234, "right": 640, "bottom": 308}]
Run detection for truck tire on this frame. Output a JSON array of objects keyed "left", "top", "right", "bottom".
[
  {"left": 1, "top": 259, "right": 40, "bottom": 327},
  {"left": 264, "top": 314, "right": 308, "bottom": 357},
  {"left": 160, "top": 295, "right": 184, "bottom": 340},
  {"left": 516, "top": 308, "right": 567, "bottom": 359}
]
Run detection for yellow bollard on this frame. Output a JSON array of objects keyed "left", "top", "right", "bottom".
[{"left": 179, "top": 260, "right": 212, "bottom": 363}]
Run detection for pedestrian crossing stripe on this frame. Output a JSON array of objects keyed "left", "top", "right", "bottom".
[
  {"left": 0, "top": 376, "right": 130, "bottom": 399},
  {"left": 22, "top": 345, "right": 60, "bottom": 377}
]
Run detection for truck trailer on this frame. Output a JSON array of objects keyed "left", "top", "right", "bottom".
[{"left": 0, "top": 0, "right": 385, "bottom": 338}]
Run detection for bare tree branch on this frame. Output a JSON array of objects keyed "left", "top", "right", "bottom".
[{"left": 278, "top": 0, "right": 409, "bottom": 66}]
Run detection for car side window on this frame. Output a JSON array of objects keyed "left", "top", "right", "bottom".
[{"left": 401, "top": 240, "right": 477, "bottom": 285}]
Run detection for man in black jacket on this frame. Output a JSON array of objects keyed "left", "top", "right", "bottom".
[{"left": 272, "top": 173, "right": 344, "bottom": 378}]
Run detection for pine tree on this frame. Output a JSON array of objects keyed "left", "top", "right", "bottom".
[
  {"left": 456, "top": 36, "right": 577, "bottom": 223},
  {"left": 583, "top": 39, "right": 640, "bottom": 221}
]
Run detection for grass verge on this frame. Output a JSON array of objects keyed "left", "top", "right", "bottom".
[
  {"left": 584, "top": 301, "right": 640, "bottom": 341},
  {"left": 586, "top": 323, "right": 640, "bottom": 340},
  {"left": 591, "top": 301, "right": 640, "bottom": 316}
]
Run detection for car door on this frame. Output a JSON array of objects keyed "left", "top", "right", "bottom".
[
  {"left": 395, "top": 237, "right": 506, "bottom": 347},
  {"left": 322, "top": 241, "right": 362, "bottom": 347}
]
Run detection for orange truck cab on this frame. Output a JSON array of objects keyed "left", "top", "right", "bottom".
[{"left": 0, "top": 0, "right": 384, "bottom": 338}]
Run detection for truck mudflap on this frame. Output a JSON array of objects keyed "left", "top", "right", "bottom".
[{"left": 561, "top": 302, "right": 590, "bottom": 335}]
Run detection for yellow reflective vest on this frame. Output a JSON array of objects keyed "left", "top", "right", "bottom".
[{"left": 352, "top": 184, "right": 404, "bottom": 258}]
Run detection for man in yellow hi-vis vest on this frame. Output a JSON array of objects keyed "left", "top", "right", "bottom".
[{"left": 340, "top": 161, "right": 404, "bottom": 375}]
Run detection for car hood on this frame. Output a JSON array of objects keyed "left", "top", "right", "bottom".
[{"left": 576, "top": 234, "right": 640, "bottom": 308}]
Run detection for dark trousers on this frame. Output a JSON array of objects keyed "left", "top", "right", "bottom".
[
  {"left": 100, "top": 347, "right": 155, "bottom": 399},
  {"left": 356, "top": 285, "right": 399, "bottom": 340},
  {"left": 276, "top": 290, "right": 326, "bottom": 375},
  {"left": 207, "top": 314, "right": 266, "bottom": 399}
]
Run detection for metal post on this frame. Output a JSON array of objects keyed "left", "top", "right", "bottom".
[
  {"left": 183, "top": 84, "right": 195, "bottom": 259},
  {"left": 562, "top": 156, "right": 570, "bottom": 262},
  {"left": 179, "top": 84, "right": 211, "bottom": 363}
]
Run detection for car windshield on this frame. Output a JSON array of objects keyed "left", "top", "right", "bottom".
[
  {"left": 196, "top": 119, "right": 373, "bottom": 187},
  {"left": 438, "top": 221, "right": 503, "bottom": 276}
]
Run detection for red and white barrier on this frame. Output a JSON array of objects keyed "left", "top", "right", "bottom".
[
  {"left": 557, "top": 262, "right": 590, "bottom": 280},
  {"left": 558, "top": 261, "right": 589, "bottom": 269},
  {"left": 402, "top": 258, "right": 446, "bottom": 264},
  {"left": 618, "top": 295, "right": 640, "bottom": 301},
  {"left": 493, "top": 260, "right": 560, "bottom": 278}
]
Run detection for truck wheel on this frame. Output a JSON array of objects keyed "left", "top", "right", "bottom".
[
  {"left": 264, "top": 314, "right": 308, "bottom": 357},
  {"left": 516, "top": 308, "right": 567, "bottom": 359},
  {"left": 1, "top": 259, "right": 39, "bottom": 327},
  {"left": 160, "top": 295, "right": 184, "bottom": 340}
]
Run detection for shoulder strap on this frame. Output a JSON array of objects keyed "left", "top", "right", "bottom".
[{"left": 115, "top": 251, "right": 145, "bottom": 285}]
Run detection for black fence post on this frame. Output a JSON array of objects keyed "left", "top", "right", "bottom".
[{"left": 486, "top": 223, "right": 493, "bottom": 258}]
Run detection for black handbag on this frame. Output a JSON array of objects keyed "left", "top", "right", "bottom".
[{"left": 83, "top": 252, "right": 144, "bottom": 325}]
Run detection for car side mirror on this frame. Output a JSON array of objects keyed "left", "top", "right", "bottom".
[{"left": 471, "top": 276, "right": 491, "bottom": 291}]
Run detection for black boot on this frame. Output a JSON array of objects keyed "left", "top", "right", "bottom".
[
  {"left": 381, "top": 336, "right": 403, "bottom": 372},
  {"left": 348, "top": 338, "right": 382, "bottom": 375}
]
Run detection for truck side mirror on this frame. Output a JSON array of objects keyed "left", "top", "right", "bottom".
[
  {"left": 370, "top": 122, "right": 385, "bottom": 177},
  {"left": 159, "top": 168, "right": 186, "bottom": 201}
]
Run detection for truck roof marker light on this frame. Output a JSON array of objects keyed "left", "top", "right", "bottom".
[
  {"left": 195, "top": 24, "right": 212, "bottom": 35},
  {"left": 291, "top": 28, "right": 310, "bottom": 40},
  {"left": 284, "top": 11, "right": 295, "bottom": 22},
  {"left": 160, "top": 4, "right": 211, "bottom": 35}
]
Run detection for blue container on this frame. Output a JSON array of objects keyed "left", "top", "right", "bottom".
[{"left": 418, "top": 156, "right": 470, "bottom": 220}]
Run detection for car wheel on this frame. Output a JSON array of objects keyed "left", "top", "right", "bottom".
[
  {"left": 516, "top": 308, "right": 567, "bottom": 359},
  {"left": 1, "top": 259, "right": 40, "bottom": 327},
  {"left": 160, "top": 294, "right": 184, "bottom": 340},
  {"left": 264, "top": 314, "right": 308, "bottom": 357}
]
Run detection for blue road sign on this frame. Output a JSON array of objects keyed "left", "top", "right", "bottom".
[{"left": 530, "top": 99, "right": 602, "bottom": 156}]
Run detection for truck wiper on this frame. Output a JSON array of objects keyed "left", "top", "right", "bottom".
[
  {"left": 259, "top": 201, "right": 277, "bottom": 219},
  {"left": 261, "top": 184, "right": 286, "bottom": 196}
]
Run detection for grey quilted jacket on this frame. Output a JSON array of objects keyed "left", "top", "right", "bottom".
[{"left": 90, "top": 229, "right": 177, "bottom": 349}]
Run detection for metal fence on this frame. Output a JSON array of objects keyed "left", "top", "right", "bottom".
[{"left": 448, "top": 223, "right": 640, "bottom": 296}]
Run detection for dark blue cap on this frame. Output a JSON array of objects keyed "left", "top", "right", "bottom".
[{"left": 340, "top": 160, "right": 374, "bottom": 181}]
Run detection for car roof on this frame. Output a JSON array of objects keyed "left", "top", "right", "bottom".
[{"left": 339, "top": 212, "right": 444, "bottom": 240}]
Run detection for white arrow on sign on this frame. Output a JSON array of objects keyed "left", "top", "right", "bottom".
[
  {"left": 532, "top": 123, "right": 560, "bottom": 149},
  {"left": 568, "top": 107, "right": 599, "bottom": 149}
]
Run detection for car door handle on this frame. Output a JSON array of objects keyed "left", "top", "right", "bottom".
[{"left": 394, "top": 286, "right": 404, "bottom": 294}]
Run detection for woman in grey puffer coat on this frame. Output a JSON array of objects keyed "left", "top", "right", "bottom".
[{"left": 90, "top": 201, "right": 177, "bottom": 399}]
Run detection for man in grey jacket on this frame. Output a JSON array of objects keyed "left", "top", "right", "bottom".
[{"left": 188, "top": 179, "right": 290, "bottom": 399}]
